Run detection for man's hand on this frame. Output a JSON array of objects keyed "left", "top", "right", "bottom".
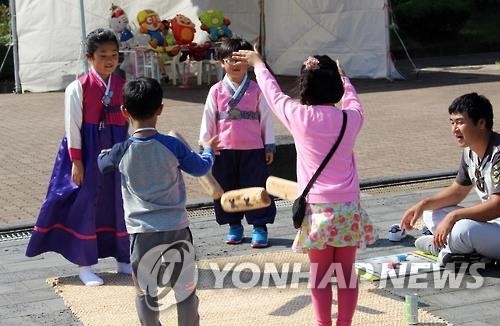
[
  {"left": 71, "top": 160, "right": 84, "bottom": 186},
  {"left": 400, "top": 202, "right": 424, "bottom": 230},
  {"left": 433, "top": 212, "right": 458, "bottom": 248}
]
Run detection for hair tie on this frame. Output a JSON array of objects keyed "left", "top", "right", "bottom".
[{"left": 303, "top": 56, "right": 320, "bottom": 71}]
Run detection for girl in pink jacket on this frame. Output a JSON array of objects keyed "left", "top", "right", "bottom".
[{"left": 234, "top": 50, "right": 376, "bottom": 326}]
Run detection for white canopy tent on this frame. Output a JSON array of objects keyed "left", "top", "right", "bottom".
[{"left": 14, "top": 0, "right": 399, "bottom": 92}]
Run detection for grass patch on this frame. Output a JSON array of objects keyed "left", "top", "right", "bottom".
[
  {"left": 391, "top": 1, "right": 500, "bottom": 57},
  {"left": 461, "top": 8, "right": 500, "bottom": 44}
]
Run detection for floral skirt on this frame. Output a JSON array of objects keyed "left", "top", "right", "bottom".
[{"left": 292, "top": 200, "right": 377, "bottom": 253}]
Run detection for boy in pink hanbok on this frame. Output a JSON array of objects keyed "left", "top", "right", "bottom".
[{"left": 199, "top": 37, "right": 276, "bottom": 248}]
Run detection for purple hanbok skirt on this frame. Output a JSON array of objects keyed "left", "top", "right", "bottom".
[{"left": 26, "top": 123, "right": 130, "bottom": 266}]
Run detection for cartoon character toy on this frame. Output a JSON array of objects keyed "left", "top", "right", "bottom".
[
  {"left": 170, "top": 14, "right": 208, "bottom": 62},
  {"left": 109, "top": 4, "right": 134, "bottom": 49},
  {"left": 199, "top": 9, "right": 232, "bottom": 42},
  {"left": 170, "top": 14, "right": 196, "bottom": 45},
  {"left": 160, "top": 19, "right": 180, "bottom": 57},
  {"left": 137, "top": 9, "right": 170, "bottom": 52}
]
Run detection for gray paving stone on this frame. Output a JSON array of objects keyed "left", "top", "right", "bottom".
[
  {"left": 7, "top": 287, "right": 64, "bottom": 305},
  {"left": 420, "top": 284, "right": 500, "bottom": 309},
  {"left": 0, "top": 293, "right": 11, "bottom": 306},
  {"left": 434, "top": 300, "right": 500, "bottom": 325},
  {"left": 1, "top": 309, "right": 81, "bottom": 326},
  {"left": 460, "top": 320, "right": 500, "bottom": 326}
]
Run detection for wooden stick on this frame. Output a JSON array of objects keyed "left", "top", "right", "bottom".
[
  {"left": 168, "top": 130, "right": 224, "bottom": 199},
  {"left": 220, "top": 187, "right": 271, "bottom": 212},
  {"left": 265, "top": 176, "right": 298, "bottom": 201}
]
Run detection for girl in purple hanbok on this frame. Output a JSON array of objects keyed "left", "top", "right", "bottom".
[{"left": 26, "top": 28, "right": 130, "bottom": 286}]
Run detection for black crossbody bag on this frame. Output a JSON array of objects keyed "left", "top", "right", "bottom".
[{"left": 292, "top": 111, "right": 347, "bottom": 229}]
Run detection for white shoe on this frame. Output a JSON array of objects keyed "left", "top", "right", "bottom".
[
  {"left": 117, "top": 262, "right": 132, "bottom": 274},
  {"left": 415, "top": 235, "right": 441, "bottom": 256},
  {"left": 79, "top": 266, "right": 104, "bottom": 286},
  {"left": 388, "top": 224, "right": 407, "bottom": 242}
]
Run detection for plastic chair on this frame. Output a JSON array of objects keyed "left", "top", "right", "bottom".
[
  {"left": 191, "top": 50, "right": 223, "bottom": 86},
  {"left": 163, "top": 55, "right": 181, "bottom": 85},
  {"left": 196, "top": 59, "right": 223, "bottom": 85},
  {"left": 141, "top": 51, "right": 160, "bottom": 81}
]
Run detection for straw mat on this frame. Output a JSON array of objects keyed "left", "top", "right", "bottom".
[{"left": 50, "top": 250, "right": 451, "bottom": 325}]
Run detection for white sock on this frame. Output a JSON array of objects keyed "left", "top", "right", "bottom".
[
  {"left": 117, "top": 262, "right": 132, "bottom": 274},
  {"left": 79, "top": 266, "right": 104, "bottom": 286}
]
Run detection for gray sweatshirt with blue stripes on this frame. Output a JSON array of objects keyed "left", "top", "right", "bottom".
[{"left": 98, "top": 133, "right": 214, "bottom": 234}]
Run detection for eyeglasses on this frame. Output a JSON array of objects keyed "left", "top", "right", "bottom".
[
  {"left": 223, "top": 58, "right": 241, "bottom": 65},
  {"left": 475, "top": 168, "right": 485, "bottom": 192}
]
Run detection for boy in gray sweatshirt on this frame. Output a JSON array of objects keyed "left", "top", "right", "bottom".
[{"left": 98, "top": 77, "right": 220, "bottom": 326}]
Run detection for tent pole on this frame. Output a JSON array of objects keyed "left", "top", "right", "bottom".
[
  {"left": 8, "top": 0, "right": 21, "bottom": 93},
  {"left": 383, "top": 0, "right": 392, "bottom": 80},
  {"left": 258, "top": 0, "right": 266, "bottom": 60},
  {"left": 79, "top": 0, "right": 88, "bottom": 73}
]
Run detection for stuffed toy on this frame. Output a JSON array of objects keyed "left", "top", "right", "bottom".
[
  {"left": 199, "top": 9, "right": 232, "bottom": 42},
  {"left": 170, "top": 14, "right": 206, "bottom": 62},
  {"left": 170, "top": 14, "right": 196, "bottom": 45},
  {"left": 135, "top": 10, "right": 182, "bottom": 83},
  {"left": 136, "top": 9, "right": 170, "bottom": 52},
  {"left": 109, "top": 4, "right": 134, "bottom": 49},
  {"left": 160, "top": 19, "right": 180, "bottom": 57}
]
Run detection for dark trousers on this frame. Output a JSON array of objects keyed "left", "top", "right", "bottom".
[{"left": 212, "top": 149, "right": 276, "bottom": 226}]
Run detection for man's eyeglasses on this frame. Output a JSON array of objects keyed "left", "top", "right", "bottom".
[{"left": 475, "top": 168, "right": 485, "bottom": 192}]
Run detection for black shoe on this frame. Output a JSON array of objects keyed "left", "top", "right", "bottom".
[
  {"left": 441, "top": 252, "right": 484, "bottom": 265},
  {"left": 441, "top": 252, "right": 490, "bottom": 273}
]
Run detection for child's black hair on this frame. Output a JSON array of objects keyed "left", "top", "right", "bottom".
[
  {"left": 215, "top": 37, "right": 253, "bottom": 60},
  {"left": 448, "top": 92, "right": 493, "bottom": 130},
  {"left": 299, "top": 55, "right": 344, "bottom": 106},
  {"left": 122, "top": 77, "right": 163, "bottom": 120},
  {"left": 85, "top": 28, "right": 119, "bottom": 55}
]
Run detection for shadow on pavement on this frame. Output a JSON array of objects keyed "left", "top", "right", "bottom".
[{"left": 367, "top": 236, "right": 418, "bottom": 249}]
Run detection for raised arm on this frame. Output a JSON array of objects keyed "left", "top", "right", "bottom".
[
  {"left": 258, "top": 95, "right": 276, "bottom": 153},
  {"left": 253, "top": 62, "right": 297, "bottom": 131},
  {"left": 341, "top": 77, "right": 363, "bottom": 115},
  {"left": 340, "top": 76, "right": 364, "bottom": 133},
  {"left": 162, "top": 136, "right": 219, "bottom": 177},
  {"left": 232, "top": 50, "right": 302, "bottom": 130},
  {"left": 97, "top": 140, "right": 131, "bottom": 174}
]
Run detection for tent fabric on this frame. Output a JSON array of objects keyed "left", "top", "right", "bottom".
[
  {"left": 15, "top": 0, "right": 399, "bottom": 92},
  {"left": 265, "top": 0, "right": 396, "bottom": 78}
]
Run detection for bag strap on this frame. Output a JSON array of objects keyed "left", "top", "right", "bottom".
[{"left": 299, "top": 110, "right": 347, "bottom": 198}]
